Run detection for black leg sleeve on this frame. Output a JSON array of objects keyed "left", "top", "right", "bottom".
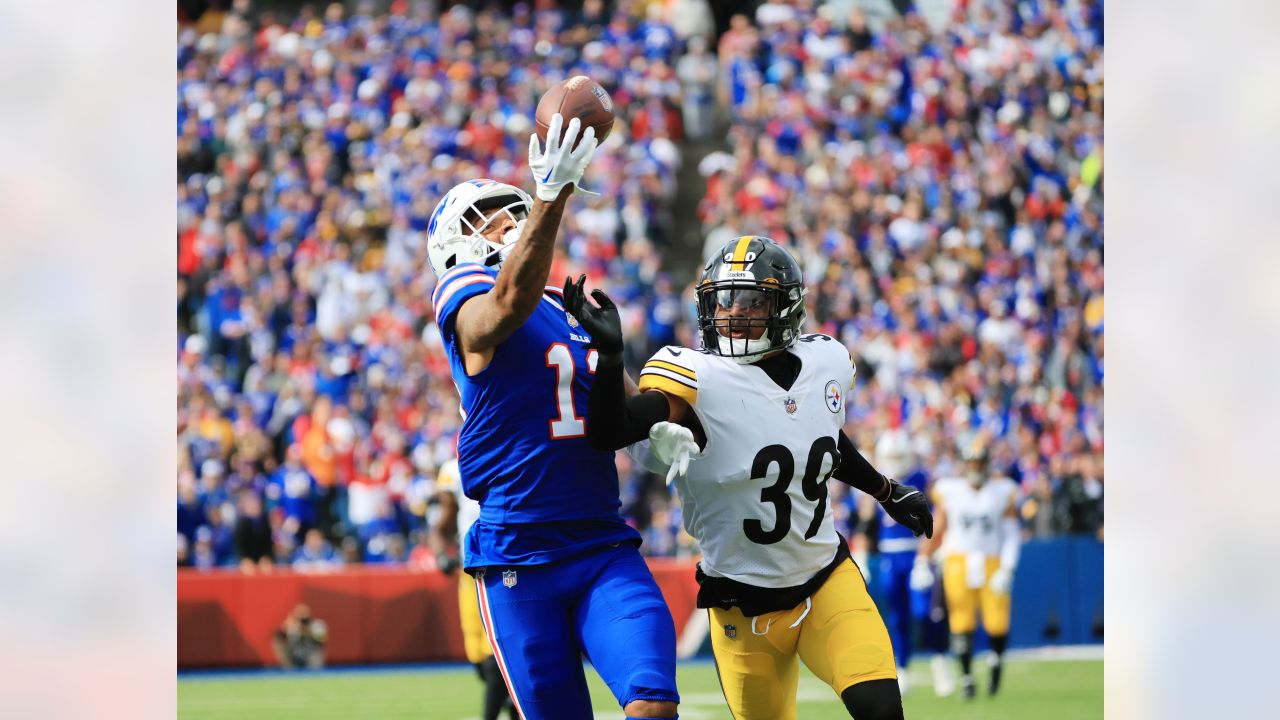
[
  {"left": 585, "top": 361, "right": 672, "bottom": 451},
  {"left": 840, "top": 678, "right": 904, "bottom": 720},
  {"left": 833, "top": 430, "right": 890, "bottom": 498}
]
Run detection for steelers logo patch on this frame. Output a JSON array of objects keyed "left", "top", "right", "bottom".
[{"left": 824, "top": 380, "right": 843, "bottom": 413}]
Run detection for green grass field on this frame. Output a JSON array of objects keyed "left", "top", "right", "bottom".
[{"left": 179, "top": 654, "right": 1101, "bottom": 719}]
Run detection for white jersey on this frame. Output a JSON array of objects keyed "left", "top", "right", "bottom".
[
  {"left": 933, "top": 476, "right": 1018, "bottom": 558},
  {"left": 436, "top": 459, "right": 480, "bottom": 546},
  {"left": 637, "top": 335, "right": 855, "bottom": 588}
]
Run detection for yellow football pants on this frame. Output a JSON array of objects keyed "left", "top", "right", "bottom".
[
  {"left": 708, "top": 559, "right": 898, "bottom": 720},
  {"left": 458, "top": 572, "right": 492, "bottom": 664},
  {"left": 941, "top": 554, "right": 1011, "bottom": 636}
]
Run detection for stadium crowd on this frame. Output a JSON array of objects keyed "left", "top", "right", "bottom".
[{"left": 177, "top": 0, "right": 1103, "bottom": 572}]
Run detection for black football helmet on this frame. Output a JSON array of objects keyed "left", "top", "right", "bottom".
[{"left": 696, "top": 236, "right": 806, "bottom": 362}]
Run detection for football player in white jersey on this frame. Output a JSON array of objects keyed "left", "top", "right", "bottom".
[
  {"left": 565, "top": 236, "right": 933, "bottom": 720},
  {"left": 434, "top": 458, "right": 515, "bottom": 720},
  {"left": 914, "top": 448, "right": 1021, "bottom": 699}
]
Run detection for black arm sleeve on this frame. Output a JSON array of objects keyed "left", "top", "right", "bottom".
[
  {"left": 834, "top": 430, "right": 890, "bottom": 499},
  {"left": 586, "top": 361, "right": 672, "bottom": 451}
]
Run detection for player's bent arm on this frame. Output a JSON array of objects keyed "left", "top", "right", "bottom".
[
  {"left": 833, "top": 430, "right": 893, "bottom": 497},
  {"left": 454, "top": 188, "right": 573, "bottom": 355},
  {"left": 585, "top": 357, "right": 683, "bottom": 450},
  {"left": 836, "top": 430, "right": 934, "bottom": 537}
]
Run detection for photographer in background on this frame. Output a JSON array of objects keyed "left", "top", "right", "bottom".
[{"left": 272, "top": 604, "right": 329, "bottom": 670}]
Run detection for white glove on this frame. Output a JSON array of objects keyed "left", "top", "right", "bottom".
[
  {"left": 989, "top": 565, "right": 1014, "bottom": 595},
  {"left": 528, "top": 113, "right": 599, "bottom": 201},
  {"left": 648, "top": 421, "right": 699, "bottom": 484},
  {"left": 909, "top": 556, "right": 935, "bottom": 591}
]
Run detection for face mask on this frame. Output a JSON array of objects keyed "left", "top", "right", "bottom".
[
  {"left": 717, "top": 334, "right": 774, "bottom": 363},
  {"left": 493, "top": 219, "right": 526, "bottom": 265}
]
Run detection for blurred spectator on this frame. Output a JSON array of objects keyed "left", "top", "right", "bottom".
[
  {"left": 191, "top": 527, "right": 221, "bottom": 571},
  {"left": 272, "top": 604, "right": 329, "bottom": 670},
  {"left": 293, "top": 528, "right": 342, "bottom": 573},
  {"left": 265, "top": 444, "right": 318, "bottom": 543},
  {"left": 233, "top": 490, "right": 274, "bottom": 573},
  {"left": 675, "top": 35, "right": 717, "bottom": 140}
]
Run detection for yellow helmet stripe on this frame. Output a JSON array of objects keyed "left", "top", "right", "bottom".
[{"left": 731, "top": 235, "right": 754, "bottom": 264}]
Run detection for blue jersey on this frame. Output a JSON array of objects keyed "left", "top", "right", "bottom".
[
  {"left": 877, "top": 468, "right": 930, "bottom": 554},
  {"left": 432, "top": 264, "right": 640, "bottom": 569}
]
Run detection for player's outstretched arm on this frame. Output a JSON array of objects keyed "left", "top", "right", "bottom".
[
  {"left": 454, "top": 115, "right": 597, "bottom": 355},
  {"left": 834, "top": 430, "right": 934, "bottom": 538},
  {"left": 562, "top": 275, "right": 692, "bottom": 451}
]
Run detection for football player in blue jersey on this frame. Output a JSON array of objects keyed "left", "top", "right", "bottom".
[{"left": 424, "top": 114, "right": 679, "bottom": 720}]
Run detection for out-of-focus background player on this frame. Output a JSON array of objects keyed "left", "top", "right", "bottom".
[
  {"left": 857, "top": 426, "right": 955, "bottom": 698},
  {"left": 434, "top": 457, "right": 515, "bottom": 720},
  {"left": 916, "top": 444, "right": 1022, "bottom": 700}
]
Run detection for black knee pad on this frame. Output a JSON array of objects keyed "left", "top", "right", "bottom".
[{"left": 840, "top": 678, "right": 904, "bottom": 720}]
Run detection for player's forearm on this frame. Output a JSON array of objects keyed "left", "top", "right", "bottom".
[
  {"left": 491, "top": 189, "right": 570, "bottom": 318},
  {"left": 623, "top": 368, "right": 640, "bottom": 398},
  {"left": 456, "top": 190, "right": 571, "bottom": 352},
  {"left": 834, "top": 430, "right": 891, "bottom": 498},
  {"left": 586, "top": 362, "right": 670, "bottom": 451}
]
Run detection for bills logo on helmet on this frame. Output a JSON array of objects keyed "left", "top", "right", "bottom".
[{"left": 825, "top": 380, "right": 842, "bottom": 413}]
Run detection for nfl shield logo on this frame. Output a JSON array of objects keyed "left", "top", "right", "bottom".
[
  {"left": 724, "top": 624, "right": 737, "bottom": 639},
  {"left": 783, "top": 397, "right": 798, "bottom": 415},
  {"left": 502, "top": 570, "right": 518, "bottom": 588},
  {"left": 566, "top": 312, "right": 579, "bottom": 328}
]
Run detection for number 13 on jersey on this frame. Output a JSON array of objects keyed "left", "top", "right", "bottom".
[{"left": 545, "top": 343, "right": 598, "bottom": 439}]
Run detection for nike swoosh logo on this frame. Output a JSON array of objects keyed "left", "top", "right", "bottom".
[
  {"left": 667, "top": 348, "right": 682, "bottom": 356},
  {"left": 542, "top": 167, "right": 553, "bottom": 183},
  {"left": 891, "top": 490, "right": 920, "bottom": 503}
]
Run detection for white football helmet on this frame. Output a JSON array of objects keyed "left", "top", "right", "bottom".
[{"left": 426, "top": 179, "right": 533, "bottom": 276}]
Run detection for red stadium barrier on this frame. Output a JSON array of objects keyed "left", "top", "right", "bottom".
[{"left": 178, "top": 558, "right": 701, "bottom": 668}]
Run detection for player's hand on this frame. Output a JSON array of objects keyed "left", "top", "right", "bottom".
[
  {"left": 562, "top": 274, "right": 622, "bottom": 364},
  {"left": 909, "top": 556, "right": 935, "bottom": 591},
  {"left": 878, "top": 478, "right": 934, "bottom": 538},
  {"left": 649, "top": 421, "right": 698, "bottom": 484},
  {"left": 528, "top": 113, "right": 599, "bottom": 201},
  {"left": 989, "top": 566, "right": 1014, "bottom": 595}
]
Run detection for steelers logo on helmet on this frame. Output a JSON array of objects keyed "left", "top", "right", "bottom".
[{"left": 696, "top": 236, "right": 806, "bottom": 363}]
